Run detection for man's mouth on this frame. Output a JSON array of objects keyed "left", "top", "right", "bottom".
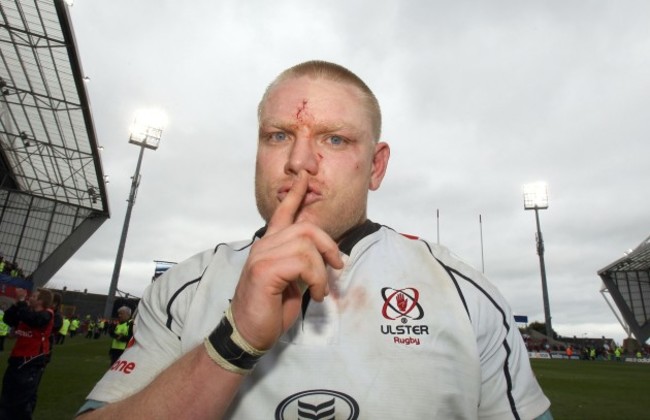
[
  {"left": 277, "top": 184, "right": 322, "bottom": 206},
  {"left": 300, "top": 190, "right": 322, "bottom": 206}
]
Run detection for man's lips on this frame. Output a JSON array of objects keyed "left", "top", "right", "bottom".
[{"left": 277, "top": 184, "right": 323, "bottom": 206}]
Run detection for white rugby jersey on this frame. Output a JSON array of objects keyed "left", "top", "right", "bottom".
[{"left": 86, "top": 221, "right": 550, "bottom": 419}]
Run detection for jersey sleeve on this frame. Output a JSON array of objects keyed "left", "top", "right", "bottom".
[
  {"left": 84, "top": 251, "right": 209, "bottom": 404},
  {"left": 474, "top": 287, "right": 551, "bottom": 419},
  {"left": 431, "top": 244, "right": 551, "bottom": 420},
  {"left": 465, "top": 273, "right": 551, "bottom": 420},
  {"left": 85, "top": 281, "right": 182, "bottom": 403}
]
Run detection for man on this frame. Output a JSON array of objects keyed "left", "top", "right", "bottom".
[
  {"left": 78, "top": 61, "right": 552, "bottom": 419},
  {"left": 0, "top": 288, "right": 54, "bottom": 419},
  {"left": 47, "top": 292, "right": 63, "bottom": 360},
  {"left": 57, "top": 315, "right": 71, "bottom": 345},
  {"left": 108, "top": 306, "right": 133, "bottom": 365},
  {"left": 85, "top": 317, "right": 95, "bottom": 339},
  {"left": 69, "top": 315, "right": 80, "bottom": 338}
]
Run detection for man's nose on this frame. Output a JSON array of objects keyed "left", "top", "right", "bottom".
[{"left": 284, "top": 136, "right": 319, "bottom": 175}]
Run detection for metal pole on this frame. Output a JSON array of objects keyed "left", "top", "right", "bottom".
[
  {"left": 478, "top": 214, "right": 485, "bottom": 274},
  {"left": 534, "top": 207, "right": 553, "bottom": 338},
  {"left": 104, "top": 145, "right": 146, "bottom": 318}
]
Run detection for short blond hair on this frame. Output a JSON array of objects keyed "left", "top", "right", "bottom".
[{"left": 258, "top": 60, "right": 382, "bottom": 142}]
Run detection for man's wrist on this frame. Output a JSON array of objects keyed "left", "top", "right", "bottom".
[{"left": 204, "top": 306, "right": 267, "bottom": 375}]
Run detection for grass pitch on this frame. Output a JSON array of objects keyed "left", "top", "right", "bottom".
[
  {"left": 0, "top": 337, "right": 648, "bottom": 419},
  {"left": 531, "top": 358, "right": 650, "bottom": 419}
]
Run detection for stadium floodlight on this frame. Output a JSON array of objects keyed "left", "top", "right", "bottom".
[
  {"left": 523, "top": 182, "right": 549, "bottom": 210},
  {"left": 128, "top": 109, "right": 167, "bottom": 150},
  {"left": 104, "top": 109, "right": 167, "bottom": 318},
  {"left": 523, "top": 182, "right": 553, "bottom": 339}
]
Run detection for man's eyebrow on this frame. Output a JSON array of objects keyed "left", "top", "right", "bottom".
[{"left": 259, "top": 119, "right": 360, "bottom": 135}]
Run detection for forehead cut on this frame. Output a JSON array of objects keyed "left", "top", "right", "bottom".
[{"left": 295, "top": 99, "right": 310, "bottom": 122}]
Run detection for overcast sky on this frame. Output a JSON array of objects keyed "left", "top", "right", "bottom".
[{"left": 50, "top": 0, "right": 650, "bottom": 344}]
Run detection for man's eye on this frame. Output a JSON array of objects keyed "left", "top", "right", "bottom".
[
  {"left": 328, "top": 135, "right": 345, "bottom": 146},
  {"left": 270, "top": 132, "right": 287, "bottom": 142}
]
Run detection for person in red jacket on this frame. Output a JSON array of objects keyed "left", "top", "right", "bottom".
[{"left": 0, "top": 287, "right": 54, "bottom": 419}]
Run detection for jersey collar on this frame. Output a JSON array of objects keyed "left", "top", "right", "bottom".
[{"left": 254, "top": 219, "right": 381, "bottom": 257}]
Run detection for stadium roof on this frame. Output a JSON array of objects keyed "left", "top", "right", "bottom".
[
  {"left": 0, "top": 0, "right": 109, "bottom": 287},
  {"left": 598, "top": 234, "right": 650, "bottom": 344}
]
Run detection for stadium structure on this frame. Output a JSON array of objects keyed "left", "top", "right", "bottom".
[
  {"left": 0, "top": 0, "right": 109, "bottom": 290},
  {"left": 599, "top": 234, "right": 650, "bottom": 344}
]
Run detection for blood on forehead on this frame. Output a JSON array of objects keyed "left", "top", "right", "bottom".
[{"left": 295, "top": 99, "right": 311, "bottom": 122}]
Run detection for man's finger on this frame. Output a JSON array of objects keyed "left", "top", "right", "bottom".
[{"left": 267, "top": 172, "right": 308, "bottom": 234}]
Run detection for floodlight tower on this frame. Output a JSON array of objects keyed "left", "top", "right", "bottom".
[
  {"left": 523, "top": 182, "right": 553, "bottom": 339},
  {"left": 104, "top": 110, "right": 166, "bottom": 319}
]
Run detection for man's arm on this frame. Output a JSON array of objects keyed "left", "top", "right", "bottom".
[
  {"left": 3, "top": 288, "right": 29, "bottom": 327},
  {"left": 77, "top": 171, "right": 342, "bottom": 418},
  {"left": 77, "top": 345, "right": 245, "bottom": 419},
  {"left": 110, "top": 322, "right": 133, "bottom": 343},
  {"left": 3, "top": 298, "right": 51, "bottom": 329},
  {"left": 2, "top": 301, "right": 25, "bottom": 327},
  {"left": 18, "top": 307, "right": 52, "bottom": 328}
]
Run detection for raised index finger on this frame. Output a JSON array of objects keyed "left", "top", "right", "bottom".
[{"left": 266, "top": 171, "right": 308, "bottom": 235}]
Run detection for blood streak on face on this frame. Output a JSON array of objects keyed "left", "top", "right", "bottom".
[{"left": 295, "top": 99, "right": 309, "bottom": 122}]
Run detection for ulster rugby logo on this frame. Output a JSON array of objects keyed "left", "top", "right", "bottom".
[
  {"left": 381, "top": 287, "right": 424, "bottom": 321},
  {"left": 380, "top": 287, "right": 429, "bottom": 345}
]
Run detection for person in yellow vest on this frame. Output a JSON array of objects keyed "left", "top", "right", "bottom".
[
  {"left": 109, "top": 307, "right": 133, "bottom": 365},
  {"left": 57, "top": 316, "right": 71, "bottom": 345},
  {"left": 95, "top": 319, "right": 104, "bottom": 339},
  {"left": 0, "top": 304, "right": 9, "bottom": 352},
  {"left": 69, "top": 316, "right": 80, "bottom": 338},
  {"left": 86, "top": 318, "right": 95, "bottom": 339}
]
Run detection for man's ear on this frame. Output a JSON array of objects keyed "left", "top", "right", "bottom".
[{"left": 369, "top": 142, "right": 390, "bottom": 191}]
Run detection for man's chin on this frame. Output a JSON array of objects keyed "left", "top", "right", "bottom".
[
  {"left": 294, "top": 211, "right": 321, "bottom": 227},
  {"left": 294, "top": 211, "right": 336, "bottom": 235}
]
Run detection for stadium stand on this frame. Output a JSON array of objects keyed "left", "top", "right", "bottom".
[
  {"left": 0, "top": 0, "right": 109, "bottom": 291},
  {"left": 599, "top": 234, "right": 650, "bottom": 344}
]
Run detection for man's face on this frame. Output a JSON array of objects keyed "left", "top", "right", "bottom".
[
  {"left": 118, "top": 310, "right": 130, "bottom": 322},
  {"left": 255, "top": 76, "right": 389, "bottom": 240},
  {"left": 28, "top": 292, "right": 40, "bottom": 310}
]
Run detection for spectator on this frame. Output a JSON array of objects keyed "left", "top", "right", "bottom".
[
  {"left": 69, "top": 315, "right": 80, "bottom": 338},
  {"left": 48, "top": 293, "right": 64, "bottom": 359},
  {"left": 108, "top": 307, "right": 133, "bottom": 365},
  {"left": 57, "top": 316, "right": 71, "bottom": 345},
  {"left": 0, "top": 288, "right": 54, "bottom": 419},
  {"left": 86, "top": 318, "right": 95, "bottom": 339}
]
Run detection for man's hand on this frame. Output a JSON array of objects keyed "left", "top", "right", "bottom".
[{"left": 230, "top": 171, "right": 343, "bottom": 350}]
